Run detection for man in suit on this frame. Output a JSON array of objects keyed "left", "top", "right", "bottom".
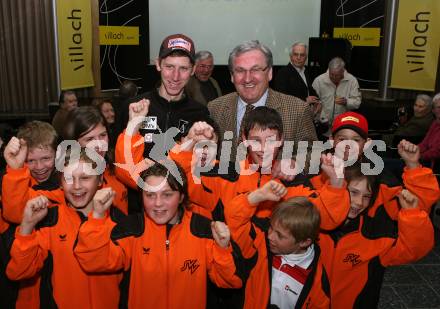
[
  {"left": 207, "top": 40, "right": 317, "bottom": 170},
  {"left": 273, "top": 42, "right": 319, "bottom": 105},
  {"left": 185, "top": 50, "right": 222, "bottom": 105}
]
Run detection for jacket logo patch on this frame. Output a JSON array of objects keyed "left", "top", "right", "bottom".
[
  {"left": 178, "top": 119, "right": 189, "bottom": 134},
  {"left": 142, "top": 247, "right": 150, "bottom": 255},
  {"left": 141, "top": 116, "right": 157, "bottom": 130},
  {"left": 59, "top": 234, "right": 67, "bottom": 241},
  {"left": 343, "top": 253, "right": 361, "bottom": 266},
  {"left": 181, "top": 259, "right": 200, "bottom": 274}
]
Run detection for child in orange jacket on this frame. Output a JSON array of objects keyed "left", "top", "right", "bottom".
[
  {"left": 225, "top": 180, "right": 330, "bottom": 309},
  {"left": 1, "top": 121, "right": 61, "bottom": 309},
  {"left": 62, "top": 105, "right": 128, "bottom": 214},
  {"left": 310, "top": 111, "right": 439, "bottom": 217},
  {"left": 74, "top": 162, "right": 243, "bottom": 309},
  {"left": 318, "top": 162, "right": 435, "bottom": 308},
  {"left": 2, "top": 121, "right": 61, "bottom": 224},
  {"left": 6, "top": 149, "right": 124, "bottom": 309}
]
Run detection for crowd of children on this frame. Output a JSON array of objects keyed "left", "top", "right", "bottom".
[{"left": 1, "top": 33, "right": 439, "bottom": 308}]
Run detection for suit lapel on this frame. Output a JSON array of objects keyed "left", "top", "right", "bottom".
[{"left": 267, "top": 89, "right": 280, "bottom": 110}]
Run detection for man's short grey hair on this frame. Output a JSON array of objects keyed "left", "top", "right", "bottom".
[
  {"left": 432, "top": 92, "right": 440, "bottom": 104},
  {"left": 289, "top": 42, "right": 308, "bottom": 56},
  {"left": 328, "top": 57, "right": 346, "bottom": 71},
  {"left": 195, "top": 50, "right": 213, "bottom": 62},
  {"left": 416, "top": 94, "right": 433, "bottom": 108},
  {"left": 228, "top": 40, "right": 273, "bottom": 72}
]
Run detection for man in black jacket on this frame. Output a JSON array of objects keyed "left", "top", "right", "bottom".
[
  {"left": 273, "top": 42, "right": 319, "bottom": 105},
  {"left": 121, "top": 34, "right": 213, "bottom": 145}
]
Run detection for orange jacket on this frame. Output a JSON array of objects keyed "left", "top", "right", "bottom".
[
  {"left": 318, "top": 183, "right": 435, "bottom": 309},
  {"left": 74, "top": 207, "right": 242, "bottom": 309},
  {"left": 114, "top": 131, "right": 147, "bottom": 190},
  {"left": 1, "top": 166, "right": 128, "bottom": 224},
  {"left": 6, "top": 203, "right": 124, "bottom": 309},
  {"left": 0, "top": 209, "right": 20, "bottom": 309},
  {"left": 170, "top": 150, "right": 350, "bottom": 229},
  {"left": 225, "top": 194, "right": 330, "bottom": 309}
]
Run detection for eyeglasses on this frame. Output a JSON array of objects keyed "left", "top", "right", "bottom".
[{"left": 233, "top": 66, "right": 269, "bottom": 77}]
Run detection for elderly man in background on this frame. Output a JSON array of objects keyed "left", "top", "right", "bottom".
[
  {"left": 312, "top": 57, "right": 361, "bottom": 136},
  {"left": 185, "top": 50, "right": 222, "bottom": 105},
  {"left": 52, "top": 90, "right": 78, "bottom": 136},
  {"left": 273, "top": 42, "right": 319, "bottom": 105},
  {"left": 393, "top": 94, "right": 434, "bottom": 145},
  {"left": 208, "top": 40, "right": 317, "bottom": 167}
]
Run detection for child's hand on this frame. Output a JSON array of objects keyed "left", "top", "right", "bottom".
[
  {"left": 320, "top": 153, "right": 344, "bottom": 187},
  {"left": 398, "top": 189, "right": 418, "bottom": 209},
  {"left": 398, "top": 139, "right": 420, "bottom": 169},
  {"left": 180, "top": 121, "right": 215, "bottom": 151},
  {"left": 211, "top": 221, "right": 230, "bottom": 248},
  {"left": 4, "top": 137, "right": 28, "bottom": 169},
  {"left": 20, "top": 195, "right": 49, "bottom": 235},
  {"left": 92, "top": 188, "right": 115, "bottom": 219},
  {"left": 247, "top": 180, "right": 287, "bottom": 205}
]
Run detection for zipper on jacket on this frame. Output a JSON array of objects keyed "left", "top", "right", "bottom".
[{"left": 165, "top": 224, "right": 172, "bottom": 308}]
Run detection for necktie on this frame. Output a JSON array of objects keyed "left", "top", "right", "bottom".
[{"left": 239, "top": 103, "right": 255, "bottom": 139}]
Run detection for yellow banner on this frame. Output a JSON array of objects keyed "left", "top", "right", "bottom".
[
  {"left": 99, "top": 26, "right": 139, "bottom": 45},
  {"left": 56, "top": 0, "right": 94, "bottom": 90},
  {"left": 391, "top": 0, "right": 440, "bottom": 91},
  {"left": 333, "top": 28, "right": 381, "bottom": 47}
]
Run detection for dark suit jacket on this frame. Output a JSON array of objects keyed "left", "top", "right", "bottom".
[
  {"left": 273, "top": 63, "right": 316, "bottom": 101},
  {"left": 207, "top": 88, "right": 317, "bottom": 162},
  {"left": 185, "top": 76, "right": 222, "bottom": 106}
]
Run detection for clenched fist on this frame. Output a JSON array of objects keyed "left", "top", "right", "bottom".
[
  {"left": 211, "top": 221, "right": 231, "bottom": 248},
  {"left": 248, "top": 180, "right": 287, "bottom": 205},
  {"left": 92, "top": 187, "right": 116, "bottom": 219},
  {"left": 4, "top": 137, "right": 28, "bottom": 169},
  {"left": 20, "top": 195, "right": 49, "bottom": 235}
]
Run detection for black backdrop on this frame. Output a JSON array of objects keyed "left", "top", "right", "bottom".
[{"left": 99, "top": 0, "right": 386, "bottom": 92}]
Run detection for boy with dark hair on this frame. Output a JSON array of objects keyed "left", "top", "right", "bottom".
[
  {"left": 170, "top": 106, "right": 349, "bottom": 226},
  {"left": 225, "top": 181, "right": 330, "bottom": 309}
]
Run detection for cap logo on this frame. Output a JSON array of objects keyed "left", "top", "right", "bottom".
[
  {"left": 168, "top": 38, "right": 191, "bottom": 52},
  {"left": 341, "top": 116, "right": 359, "bottom": 123}
]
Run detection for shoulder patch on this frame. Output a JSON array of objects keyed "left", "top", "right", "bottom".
[
  {"left": 111, "top": 213, "right": 144, "bottom": 241},
  {"left": 36, "top": 207, "right": 59, "bottom": 228},
  {"left": 362, "top": 204, "right": 398, "bottom": 239},
  {"left": 281, "top": 173, "right": 314, "bottom": 188},
  {"left": 190, "top": 213, "right": 213, "bottom": 239},
  {"left": 200, "top": 161, "right": 239, "bottom": 182},
  {"left": 378, "top": 168, "right": 402, "bottom": 187},
  {"left": 251, "top": 216, "right": 270, "bottom": 232},
  {"left": 110, "top": 206, "right": 127, "bottom": 224}
]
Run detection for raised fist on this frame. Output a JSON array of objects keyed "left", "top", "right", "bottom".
[
  {"left": 128, "top": 99, "right": 150, "bottom": 121},
  {"left": 92, "top": 187, "right": 115, "bottom": 219},
  {"left": 20, "top": 195, "right": 49, "bottom": 235},
  {"left": 320, "top": 153, "right": 345, "bottom": 187},
  {"left": 397, "top": 139, "right": 420, "bottom": 169},
  {"left": 248, "top": 180, "right": 287, "bottom": 205},
  {"left": 398, "top": 189, "right": 418, "bottom": 209},
  {"left": 211, "top": 221, "right": 230, "bottom": 248},
  {"left": 4, "top": 137, "right": 28, "bottom": 169}
]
